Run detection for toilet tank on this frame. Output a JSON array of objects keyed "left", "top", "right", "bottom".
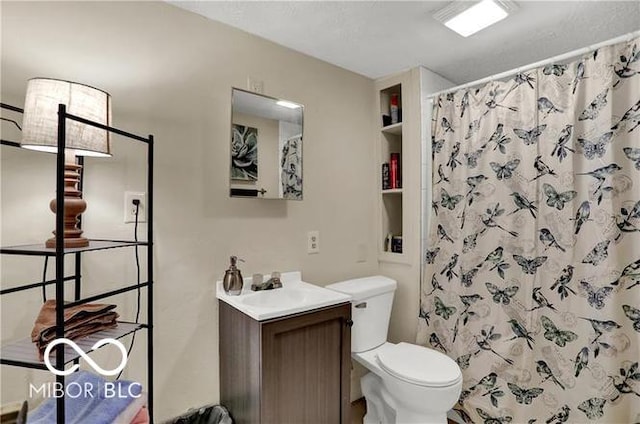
[{"left": 326, "top": 276, "right": 397, "bottom": 353}]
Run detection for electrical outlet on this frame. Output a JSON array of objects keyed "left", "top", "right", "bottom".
[
  {"left": 124, "top": 191, "right": 146, "bottom": 223},
  {"left": 247, "top": 77, "right": 264, "bottom": 94},
  {"left": 307, "top": 231, "right": 320, "bottom": 254}
]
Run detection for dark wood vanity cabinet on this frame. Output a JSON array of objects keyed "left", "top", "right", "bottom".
[{"left": 219, "top": 301, "right": 352, "bottom": 424}]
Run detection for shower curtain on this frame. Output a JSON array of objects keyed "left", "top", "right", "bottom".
[
  {"left": 281, "top": 134, "right": 303, "bottom": 199},
  {"left": 417, "top": 37, "right": 640, "bottom": 423}
]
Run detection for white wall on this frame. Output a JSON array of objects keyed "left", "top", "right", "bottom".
[{"left": 0, "top": 1, "right": 377, "bottom": 419}]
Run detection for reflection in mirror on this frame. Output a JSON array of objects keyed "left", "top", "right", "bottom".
[{"left": 230, "top": 88, "right": 303, "bottom": 200}]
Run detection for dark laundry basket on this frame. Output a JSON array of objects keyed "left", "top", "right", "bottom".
[{"left": 163, "top": 404, "right": 232, "bottom": 424}]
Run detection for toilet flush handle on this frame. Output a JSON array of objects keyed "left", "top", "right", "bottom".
[{"left": 355, "top": 302, "right": 367, "bottom": 309}]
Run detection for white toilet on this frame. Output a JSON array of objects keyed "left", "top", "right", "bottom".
[{"left": 326, "top": 276, "right": 462, "bottom": 424}]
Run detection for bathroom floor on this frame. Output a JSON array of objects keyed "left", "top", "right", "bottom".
[{"left": 351, "top": 399, "right": 456, "bottom": 424}]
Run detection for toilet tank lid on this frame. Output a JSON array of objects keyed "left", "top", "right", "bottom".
[{"left": 326, "top": 276, "right": 397, "bottom": 301}]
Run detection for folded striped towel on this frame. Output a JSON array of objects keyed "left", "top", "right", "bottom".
[{"left": 29, "top": 371, "right": 142, "bottom": 424}]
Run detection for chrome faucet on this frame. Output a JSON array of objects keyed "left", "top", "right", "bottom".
[{"left": 251, "top": 272, "right": 283, "bottom": 291}]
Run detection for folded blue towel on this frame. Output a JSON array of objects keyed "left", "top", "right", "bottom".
[{"left": 29, "top": 371, "right": 142, "bottom": 424}]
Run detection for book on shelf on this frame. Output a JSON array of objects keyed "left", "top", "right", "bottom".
[
  {"left": 382, "top": 163, "right": 390, "bottom": 190},
  {"left": 384, "top": 234, "right": 403, "bottom": 253},
  {"left": 391, "top": 236, "right": 403, "bottom": 253},
  {"left": 390, "top": 94, "right": 400, "bottom": 124},
  {"left": 389, "top": 153, "right": 401, "bottom": 189}
]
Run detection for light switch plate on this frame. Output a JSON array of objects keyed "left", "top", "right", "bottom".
[{"left": 307, "top": 231, "right": 320, "bottom": 254}]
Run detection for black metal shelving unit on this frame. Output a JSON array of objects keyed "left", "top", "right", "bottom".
[{"left": 0, "top": 102, "right": 155, "bottom": 423}]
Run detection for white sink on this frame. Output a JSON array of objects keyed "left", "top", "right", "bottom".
[
  {"left": 240, "top": 288, "right": 309, "bottom": 308},
  {"left": 216, "top": 271, "right": 351, "bottom": 321}
]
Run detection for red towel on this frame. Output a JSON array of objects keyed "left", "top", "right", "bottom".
[{"left": 130, "top": 406, "right": 149, "bottom": 424}]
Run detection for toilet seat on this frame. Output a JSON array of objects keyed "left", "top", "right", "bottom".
[{"left": 376, "top": 342, "right": 462, "bottom": 388}]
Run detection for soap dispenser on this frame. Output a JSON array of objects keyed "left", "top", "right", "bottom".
[{"left": 223, "top": 256, "right": 244, "bottom": 295}]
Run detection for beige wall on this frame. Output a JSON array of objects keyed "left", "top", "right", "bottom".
[{"left": 0, "top": 1, "right": 377, "bottom": 419}]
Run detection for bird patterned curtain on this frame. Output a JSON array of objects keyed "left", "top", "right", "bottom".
[{"left": 417, "top": 36, "right": 640, "bottom": 424}]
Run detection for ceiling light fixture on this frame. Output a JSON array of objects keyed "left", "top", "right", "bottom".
[
  {"left": 276, "top": 100, "right": 301, "bottom": 109},
  {"left": 434, "top": 0, "right": 516, "bottom": 37}
]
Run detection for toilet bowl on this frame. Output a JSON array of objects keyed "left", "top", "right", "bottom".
[{"left": 326, "top": 276, "right": 462, "bottom": 424}]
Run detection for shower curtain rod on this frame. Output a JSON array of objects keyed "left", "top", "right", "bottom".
[{"left": 426, "top": 30, "right": 640, "bottom": 99}]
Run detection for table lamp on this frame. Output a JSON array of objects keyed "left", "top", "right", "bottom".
[{"left": 21, "top": 78, "right": 112, "bottom": 248}]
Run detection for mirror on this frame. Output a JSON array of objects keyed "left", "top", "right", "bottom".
[{"left": 230, "top": 88, "right": 303, "bottom": 200}]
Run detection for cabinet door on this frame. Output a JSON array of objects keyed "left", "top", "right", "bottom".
[
  {"left": 261, "top": 304, "right": 351, "bottom": 424},
  {"left": 219, "top": 301, "right": 262, "bottom": 424}
]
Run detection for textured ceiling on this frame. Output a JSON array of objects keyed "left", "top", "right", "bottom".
[{"left": 169, "top": 1, "right": 640, "bottom": 84}]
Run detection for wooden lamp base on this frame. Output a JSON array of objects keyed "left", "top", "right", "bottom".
[{"left": 45, "top": 163, "right": 89, "bottom": 249}]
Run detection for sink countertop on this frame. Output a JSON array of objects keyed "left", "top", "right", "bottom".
[{"left": 216, "top": 271, "right": 351, "bottom": 321}]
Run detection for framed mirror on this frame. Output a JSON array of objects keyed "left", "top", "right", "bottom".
[{"left": 230, "top": 88, "right": 303, "bottom": 200}]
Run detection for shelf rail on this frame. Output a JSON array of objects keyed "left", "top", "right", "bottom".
[
  {"left": 63, "top": 281, "right": 151, "bottom": 308},
  {"left": 0, "top": 275, "right": 76, "bottom": 296},
  {"left": 0, "top": 102, "right": 23, "bottom": 147}
]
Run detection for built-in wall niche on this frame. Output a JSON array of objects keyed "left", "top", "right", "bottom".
[
  {"left": 382, "top": 194, "right": 403, "bottom": 254},
  {"left": 230, "top": 88, "right": 304, "bottom": 200},
  {"left": 381, "top": 129, "right": 402, "bottom": 191},
  {"left": 378, "top": 81, "right": 405, "bottom": 260},
  {"left": 379, "top": 84, "right": 402, "bottom": 127}
]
